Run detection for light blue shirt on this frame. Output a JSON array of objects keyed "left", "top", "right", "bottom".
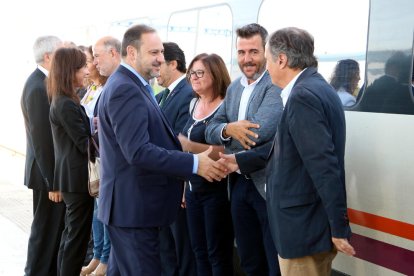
[{"left": 121, "top": 62, "right": 198, "bottom": 174}]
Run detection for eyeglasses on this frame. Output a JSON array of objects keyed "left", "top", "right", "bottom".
[{"left": 188, "top": 70, "right": 205, "bottom": 79}]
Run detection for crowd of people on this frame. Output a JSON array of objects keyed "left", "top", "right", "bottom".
[{"left": 21, "top": 22, "right": 356, "bottom": 276}]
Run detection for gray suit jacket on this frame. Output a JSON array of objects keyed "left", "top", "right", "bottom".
[{"left": 205, "top": 71, "right": 283, "bottom": 198}]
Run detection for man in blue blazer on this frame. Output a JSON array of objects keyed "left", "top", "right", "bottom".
[
  {"left": 155, "top": 42, "right": 196, "bottom": 276},
  {"left": 97, "top": 24, "right": 225, "bottom": 276},
  {"left": 265, "top": 27, "right": 355, "bottom": 275}
]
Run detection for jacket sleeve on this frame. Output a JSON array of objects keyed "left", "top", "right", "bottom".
[
  {"left": 235, "top": 141, "right": 273, "bottom": 175},
  {"left": 247, "top": 82, "right": 283, "bottom": 146},
  {"left": 24, "top": 84, "right": 54, "bottom": 189},
  {"left": 58, "top": 100, "right": 90, "bottom": 154}
]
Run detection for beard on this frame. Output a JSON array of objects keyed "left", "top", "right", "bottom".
[{"left": 240, "top": 62, "right": 266, "bottom": 82}]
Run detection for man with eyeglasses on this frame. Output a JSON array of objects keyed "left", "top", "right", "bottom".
[
  {"left": 155, "top": 42, "right": 196, "bottom": 276},
  {"left": 206, "top": 23, "right": 283, "bottom": 275}
]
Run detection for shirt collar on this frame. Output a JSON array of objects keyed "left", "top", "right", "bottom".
[
  {"left": 240, "top": 70, "right": 267, "bottom": 87},
  {"left": 168, "top": 74, "right": 186, "bottom": 92},
  {"left": 121, "top": 62, "right": 150, "bottom": 87},
  {"left": 280, "top": 68, "right": 307, "bottom": 107},
  {"left": 37, "top": 65, "right": 49, "bottom": 77}
]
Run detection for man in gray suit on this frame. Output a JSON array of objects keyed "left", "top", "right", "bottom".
[{"left": 205, "top": 23, "right": 283, "bottom": 276}]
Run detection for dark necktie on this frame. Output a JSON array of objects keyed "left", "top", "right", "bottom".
[{"left": 159, "top": 88, "right": 170, "bottom": 107}]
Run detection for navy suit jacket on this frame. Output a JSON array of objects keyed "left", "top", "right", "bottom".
[
  {"left": 97, "top": 65, "right": 193, "bottom": 228},
  {"left": 266, "top": 67, "right": 351, "bottom": 258},
  {"left": 21, "top": 68, "right": 55, "bottom": 190},
  {"left": 156, "top": 77, "right": 194, "bottom": 135}
]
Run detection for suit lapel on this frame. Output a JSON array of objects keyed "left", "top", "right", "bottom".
[
  {"left": 162, "top": 78, "right": 186, "bottom": 109},
  {"left": 119, "top": 66, "right": 180, "bottom": 146}
]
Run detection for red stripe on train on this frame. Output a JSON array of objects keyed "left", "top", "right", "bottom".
[
  {"left": 351, "top": 233, "right": 414, "bottom": 275},
  {"left": 348, "top": 208, "right": 414, "bottom": 241}
]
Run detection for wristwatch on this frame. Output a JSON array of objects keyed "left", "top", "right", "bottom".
[{"left": 223, "top": 123, "right": 229, "bottom": 138}]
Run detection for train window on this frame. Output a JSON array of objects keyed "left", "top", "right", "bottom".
[
  {"left": 356, "top": 0, "right": 414, "bottom": 114},
  {"left": 258, "top": 0, "right": 368, "bottom": 108},
  {"left": 167, "top": 5, "right": 233, "bottom": 72}
]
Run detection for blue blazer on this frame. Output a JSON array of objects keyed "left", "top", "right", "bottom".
[
  {"left": 97, "top": 65, "right": 193, "bottom": 228},
  {"left": 266, "top": 67, "right": 351, "bottom": 258},
  {"left": 156, "top": 77, "right": 194, "bottom": 135}
]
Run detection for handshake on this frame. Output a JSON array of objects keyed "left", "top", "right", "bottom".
[
  {"left": 178, "top": 133, "right": 243, "bottom": 182},
  {"left": 196, "top": 147, "right": 239, "bottom": 182}
]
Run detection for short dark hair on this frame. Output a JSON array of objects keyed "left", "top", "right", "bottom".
[
  {"left": 163, "top": 42, "right": 186, "bottom": 73},
  {"left": 187, "top": 53, "right": 230, "bottom": 101},
  {"left": 268, "top": 27, "right": 318, "bottom": 69},
  {"left": 236, "top": 23, "right": 268, "bottom": 49},
  {"left": 121, "top": 24, "right": 156, "bottom": 57}
]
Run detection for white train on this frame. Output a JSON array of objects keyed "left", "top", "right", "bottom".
[{"left": 82, "top": 0, "right": 414, "bottom": 274}]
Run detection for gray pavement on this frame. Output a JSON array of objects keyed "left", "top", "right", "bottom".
[{"left": 0, "top": 148, "right": 31, "bottom": 275}]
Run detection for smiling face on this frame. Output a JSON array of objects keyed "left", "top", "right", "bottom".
[
  {"left": 135, "top": 32, "right": 165, "bottom": 81},
  {"left": 157, "top": 61, "right": 174, "bottom": 88},
  {"left": 188, "top": 60, "right": 213, "bottom": 96},
  {"left": 75, "top": 64, "right": 89, "bottom": 89},
  {"left": 236, "top": 34, "right": 267, "bottom": 84}
]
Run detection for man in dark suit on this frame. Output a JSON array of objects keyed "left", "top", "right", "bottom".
[
  {"left": 97, "top": 24, "right": 226, "bottom": 276},
  {"left": 265, "top": 27, "right": 355, "bottom": 275},
  {"left": 20, "top": 35, "right": 66, "bottom": 276},
  {"left": 155, "top": 42, "right": 196, "bottom": 276}
]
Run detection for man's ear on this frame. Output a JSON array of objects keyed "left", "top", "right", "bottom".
[
  {"left": 170, "top": 60, "right": 178, "bottom": 70},
  {"left": 278, "top": 53, "right": 288, "bottom": 68}
]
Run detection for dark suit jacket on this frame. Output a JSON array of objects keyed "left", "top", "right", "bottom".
[
  {"left": 97, "top": 65, "right": 193, "bottom": 228},
  {"left": 49, "top": 96, "right": 90, "bottom": 193},
  {"left": 266, "top": 67, "right": 351, "bottom": 259},
  {"left": 156, "top": 77, "right": 194, "bottom": 135},
  {"left": 21, "top": 68, "right": 55, "bottom": 190}
]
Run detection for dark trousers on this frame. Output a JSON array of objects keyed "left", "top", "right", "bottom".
[
  {"left": 231, "top": 175, "right": 280, "bottom": 276},
  {"left": 159, "top": 208, "right": 197, "bottom": 276},
  {"left": 107, "top": 225, "right": 161, "bottom": 276},
  {"left": 58, "top": 192, "right": 94, "bottom": 276},
  {"left": 25, "top": 189, "right": 65, "bottom": 276},
  {"left": 186, "top": 188, "right": 234, "bottom": 276}
]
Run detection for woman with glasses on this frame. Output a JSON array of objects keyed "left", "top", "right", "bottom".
[{"left": 179, "top": 53, "right": 234, "bottom": 276}]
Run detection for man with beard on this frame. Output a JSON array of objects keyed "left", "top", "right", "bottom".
[
  {"left": 206, "top": 23, "right": 283, "bottom": 276},
  {"left": 97, "top": 24, "right": 227, "bottom": 275}
]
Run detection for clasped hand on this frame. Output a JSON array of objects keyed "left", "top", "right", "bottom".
[
  {"left": 225, "top": 120, "right": 260, "bottom": 150},
  {"left": 197, "top": 146, "right": 228, "bottom": 182}
]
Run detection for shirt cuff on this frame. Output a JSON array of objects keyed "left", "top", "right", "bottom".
[
  {"left": 192, "top": 154, "right": 199, "bottom": 174},
  {"left": 220, "top": 124, "right": 231, "bottom": 141}
]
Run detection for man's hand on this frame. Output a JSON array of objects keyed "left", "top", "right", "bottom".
[
  {"left": 197, "top": 146, "right": 228, "bottom": 182},
  {"left": 48, "top": 191, "right": 63, "bottom": 203},
  {"left": 224, "top": 120, "right": 260, "bottom": 150},
  {"left": 217, "top": 153, "right": 239, "bottom": 173},
  {"left": 332, "top": 237, "right": 356, "bottom": 256}
]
